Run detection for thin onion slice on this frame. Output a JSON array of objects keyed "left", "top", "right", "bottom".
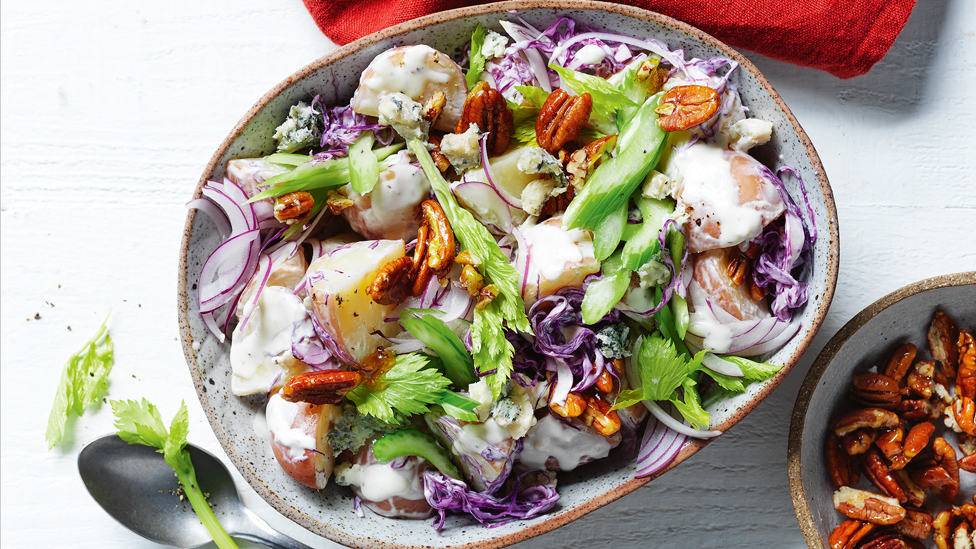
[
  {"left": 642, "top": 400, "right": 722, "bottom": 439},
  {"left": 635, "top": 414, "right": 688, "bottom": 478},
  {"left": 187, "top": 198, "right": 231, "bottom": 239},
  {"left": 701, "top": 352, "right": 744, "bottom": 378}
]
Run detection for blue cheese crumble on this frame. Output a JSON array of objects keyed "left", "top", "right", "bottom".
[
  {"left": 440, "top": 123, "right": 483, "bottom": 172},
  {"left": 377, "top": 92, "right": 428, "bottom": 142},
  {"left": 273, "top": 101, "right": 323, "bottom": 153}
]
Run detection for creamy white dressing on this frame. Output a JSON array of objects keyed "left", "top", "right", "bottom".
[
  {"left": 457, "top": 418, "right": 511, "bottom": 455},
  {"left": 519, "top": 222, "right": 593, "bottom": 282},
  {"left": 339, "top": 460, "right": 425, "bottom": 502},
  {"left": 574, "top": 44, "right": 607, "bottom": 65},
  {"left": 266, "top": 393, "right": 315, "bottom": 461},
  {"left": 690, "top": 312, "right": 733, "bottom": 353},
  {"left": 359, "top": 45, "right": 450, "bottom": 113},
  {"left": 669, "top": 142, "right": 764, "bottom": 248},
  {"left": 519, "top": 415, "right": 612, "bottom": 471},
  {"left": 343, "top": 153, "right": 430, "bottom": 241},
  {"left": 230, "top": 286, "right": 305, "bottom": 396}
]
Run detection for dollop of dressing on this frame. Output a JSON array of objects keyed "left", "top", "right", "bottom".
[
  {"left": 574, "top": 44, "right": 607, "bottom": 65},
  {"left": 519, "top": 415, "right": 612, "bottom": 471},
  {"left": 230, "top": 286, "right": 304, "bottom": 395},
  {"left": 265, "top": 393, "right": 315, "bottom": 461},
  {"left": 519, "top": 222, "right": 593, "bottom": 282},
  {"left": 338, "top": 460, "right": 425, "bottom": 502}
]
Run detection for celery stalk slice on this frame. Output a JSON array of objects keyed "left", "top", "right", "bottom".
[{"left": 348, "top": 132, "right": 379, "bottom": 194}]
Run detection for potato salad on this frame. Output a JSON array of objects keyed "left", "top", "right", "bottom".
[{"left": 190, "top": 15, "right": 817, "bottom": 530}]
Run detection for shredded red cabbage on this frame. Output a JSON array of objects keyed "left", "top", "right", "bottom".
[
  {"left": 423, "top": 469, "right": 558, "bottom": 531},
  {"left": 749, "top": 166, "right": 817, "bottom": 321}
]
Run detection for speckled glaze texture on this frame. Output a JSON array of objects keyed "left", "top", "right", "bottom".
[
  {"left": 177, "top": 2, "right": 839, "bottom": 547},
  {"left": 789, "top": 272, "right": 976, "bottom": 548}
]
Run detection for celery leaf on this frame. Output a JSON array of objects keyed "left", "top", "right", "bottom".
[
  {"left": 465, "top": 24, "right": 487, "bottom": 88},
  {"left": 347, "top": 353, "right": 453, "bottom": 423},
  {"left": 46, "top": 312, "right": 114, "bottom": 450}
]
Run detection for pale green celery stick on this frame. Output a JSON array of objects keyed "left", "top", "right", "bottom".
[
  {"left": 620, "top": 196, "right": 673, "bottom": 271},
  {"left": 593, "top": 200, "right": 628, "bottom": 262},
  {"left": 349, "top": 132, "right": 379, "bottom": 194},
  {"left": 562, "top": 95, "right": 666, "bottom": 231},
  {"left": 581, "top": 250, "right": 630, "bottom": 325}
]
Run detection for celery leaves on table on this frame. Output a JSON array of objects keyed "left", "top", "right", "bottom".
[
  {"left": 465, "top": 24, "right": 487, "bottom": 88},
  {"left": 347, "top": 353, "right": 479, "bottom": 424},
  {"left": 112, "top": 399, "right": 239, "bottom": 549},
  {"left": 410, "top": 139, "right": 531, "bottom": 399},
  {"left": 45, "top": 312, "right": 114, "bottom": 450}
]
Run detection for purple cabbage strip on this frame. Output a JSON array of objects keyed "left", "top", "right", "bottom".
[
  {"left": 750, "top": 166, "right": 817, "bottom": 321},
  {"left": 423, "top": 469, "right": 558, "bottom": 531}
]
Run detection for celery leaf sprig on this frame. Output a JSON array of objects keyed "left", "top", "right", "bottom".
[
  {"left": 112, "top": 399, "right": 239, "bottom": 549},
  {"left": 46, "top": 311, "right": 114, "bottom": 450},
  {"left": 347, "top": 353, "right": 480, "bottom": 423}
]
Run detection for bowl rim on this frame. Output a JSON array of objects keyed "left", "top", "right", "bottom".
[
  {"left": 177, "top": 1, "right": 839, "bottom": 547},
  {"left": 788, "top": 271, "right": 976, "bottom": 548}
]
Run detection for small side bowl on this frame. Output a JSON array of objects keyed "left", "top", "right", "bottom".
[{"left": 789, "top": 272, "right": 976, "bottom": 547}]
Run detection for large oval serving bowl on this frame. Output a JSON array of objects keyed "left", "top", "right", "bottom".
[
  {"left": 789, "top": 272, "right": 976, "bottom": 547},
  {"left": 178, "top": 2, "right": 839, "bottom": 547}
]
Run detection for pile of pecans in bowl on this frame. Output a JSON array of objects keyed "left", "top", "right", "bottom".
[{"left": 826, "top": 310, "right": 976, "bottom": 549}]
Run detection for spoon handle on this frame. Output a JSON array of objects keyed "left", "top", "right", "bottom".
[{"left": 234, "top": 507, "right": 315, "bottom": 549}]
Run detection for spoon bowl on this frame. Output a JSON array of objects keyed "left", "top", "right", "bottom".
[{"left": 78, "top": 434, "right": 312, "bottom": 549}]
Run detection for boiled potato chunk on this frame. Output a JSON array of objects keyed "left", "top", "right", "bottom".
[
  {"left": 307, "top": 240, "right": 404, "bottom": 364},
  {"left": 515, "top": 215, "right": 600, "bottom": 306}
]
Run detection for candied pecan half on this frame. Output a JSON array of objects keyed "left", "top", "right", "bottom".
[
  {"left": 851, "top": 372, "right": 902, "bottom": 410},
  {"left": 884, "top": 344, "right": 917, "bottom": 384},
  {"left": 833, "top": 408, "right": 901, "bottom": 437},
  {"left": 273, "top": 191, "right": 314, "bottom": 225},
  {"left": 281, "top": 370, "right": 363, "bottom": 405},
  {"left": 829, "top": 519, "right": 875, "bottom": 549},
  {"left": 827, "top": 432, "right": 861, "bottom": 487},
  {"left": 889, "top": 507, "right": 934, "bottom": 540},
  {"left": 456, "top": 81, "right": 513, "bottom": 157},
  {"left": 536, "top": 89, "right": 592, "bottom": 154},
  {"left": 368, "top": 256, "right": 414, "bottom": 306},
  {"left": 932, "top": 437, "right": 960, "bottom": 503},
  {"left": 928, "top": 311, "right": 960, "bottom": 378},
  {"left": 861, "top": 447, "right": 907, "bottom": 503},
  {"left": 655, "top": 85, "right": 720, "bottom": 132},
  {"left": 832, "top": 486, "right": 906, "bottom": 525},
  {"left": 958, "top": 329, "right": 976, "bottom": 399}
]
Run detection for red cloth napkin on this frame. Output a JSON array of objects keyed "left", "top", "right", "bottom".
[{"left": 302, "top": 0, "right": 916, "bottom": 79}]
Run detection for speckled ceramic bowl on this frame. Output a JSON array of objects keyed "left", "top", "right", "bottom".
[
  {"left": 789, "top": 272, "right": 976, "bottom": 547},
  {"left": 178, "top": 2, "right": 839, "bottom": 547}
]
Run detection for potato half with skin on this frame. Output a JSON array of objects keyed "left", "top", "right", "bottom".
[
  {"left": 351, "top": 45, "right": 466, "bottom": 132},
  {"left": 515, "top": 215, "right": 600, "bottom": 306},
  {"left": 307, "top": 239, "right": 404, "bottom": 365},
  {"left": 336, "top": 439, "right": 435, "bottom": 520},
  {"left": 691, "top": 248, "right": 770, "bottom": 321},
  {"left": 267, "top": 391, "right": 341, "bottom": 489}
]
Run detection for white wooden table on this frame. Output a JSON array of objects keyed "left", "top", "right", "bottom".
[{"left": 2, "top": 1, "right": 973, "bottom": 547}]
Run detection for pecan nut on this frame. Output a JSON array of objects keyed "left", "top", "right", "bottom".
[
  {"left": 842, "top": 428, "right": 877, "bottom": 455},
  {"left": 958, "top": 329, "right": 976, "bottom": 400},
  {"left": 832, "top": 486, "right": 906, "bottom": 525},
  {"left": 549, "top": 392, "right": 586, "bottom": 418},
  {"left": 565, "top": 133, "right": 617, "bottom": 189},
  {"left": 896, "top": 398, "right": 944, "bottom": 421},
  {"left": 325, "top": 189, "right": 354, "bottom": 215},
  {"left": 833, "top": 408, "right": 901, "bottom": 437},
  {"left": 851, "top": 372, "right": 902, "bottom": 409},
  {"left": 928, "top": 310, "right": 960, "bottom": 377},
  {"left": 829, "top": 519, "right": 875, "bottom": 549},
  {"left": 410, "top": 199, "right": 455, "bottom": 295},
  {"left": 273, "top": 191, "right": 314, "bottom": 225},
  {"left": 889, "top": 507, "right": 933, "bottom": 541},
  {"left": 581, "top": 395, "right": 621, "bottom": 436},
  {"left": 535, "top": 89, "right": 592, "bottom": 154},
  {"left": 906, "top": 361, "right": 934, "bottom": 398},
  {"left": 456, "top": 81, "right": 513, "bottom": 157},
  {"left": 932, "top": 437, "right": 960, "bottom": 503},
  {"left": 857, "top": 533, "right": 912, "bottom": 549},
  {"left": 861, "top": 447, "right": 907, "bottom": 503},
  {"left": 960, "top": 452, "right": 976, "bottom": 473},
  {"left": 902, "top": 421, "right": 936, "bottom": 460},
  {"left": 281, "top": 370, "right": 363, "bottom": 405},
  {"left": 655, "top": 85, "right": 720, "bottom": 132},
  {"left": 884, "top": 343, "right": 917, "bottom": 384},
  {"left": 893, "top": 469, "right": 926, "bottom": 507},
  {"left": 827, "top": 432, "right": 861, "bottom": 487},
  {"left": 953, "top": 397, "right": 976, "bottom": 436},
  {"left": 933, "top": 510, "right": 952, "bottom": 549},
  {"left": 368, "top": 256, "right": 414, "bottom": 306}
]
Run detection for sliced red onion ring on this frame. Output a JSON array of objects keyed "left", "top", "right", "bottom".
[
  {"left": 480, "top": 135, "right": 523, "bottom": 210},
  {"left": 198, "top": 229, "right": 261, "bottom": 312},
  {"left": 701, "top": 353, "right": 744, "bottom": 378},
  {"left": 642, "top": 400, "right": 722, "bottom": 439},
  {"left": 186, "top": 198, "right": 231, "bottom": 239},
  {"left": 635, "top": 414, "right": 687, "bottom": 478},
  {"left": 202, "top": 186, "right": 254, "bottom": 233}
]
